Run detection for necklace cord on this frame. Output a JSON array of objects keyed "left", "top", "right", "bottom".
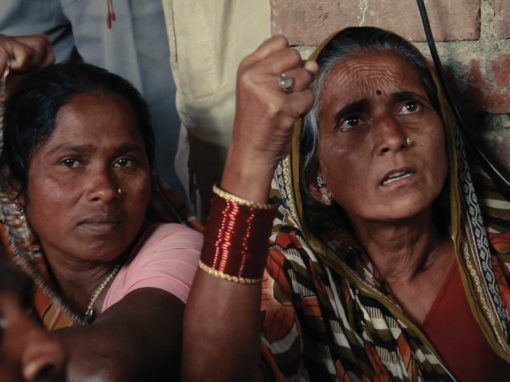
[{"left": 84, "top": 264, "right": 121, "bottom": 323}]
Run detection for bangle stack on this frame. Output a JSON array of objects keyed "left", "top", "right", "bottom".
[{"left": 200, "top": 185, "right": 277, "bottom": 284}]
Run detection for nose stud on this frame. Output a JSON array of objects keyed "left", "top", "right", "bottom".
[{"left": 406, "top": 137, "right": 414, "bottom": 146}]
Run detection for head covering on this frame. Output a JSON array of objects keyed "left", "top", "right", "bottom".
[{"left": 262, "top": 27, "right": 510, "bottom": 380}]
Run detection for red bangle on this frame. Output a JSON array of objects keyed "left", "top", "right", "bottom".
[{"left": 201, "top": 195, "right": 276, "bottom": 283}]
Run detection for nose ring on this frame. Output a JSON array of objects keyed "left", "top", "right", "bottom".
[
  {"left": 406, "top": 137, "right": 413, "bottom": 146},
  {"left": 117, "top": 187, "right": 123, "bottom": 195}
]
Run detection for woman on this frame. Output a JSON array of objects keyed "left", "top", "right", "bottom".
[
  {"left": 183, "top": 27, "right": 510, "bottom": 380},
  {"left": 0, "top": 63, "right": 202, "bottom": 380},
  {"left": 0, "top": 256, "right": 66, "bottom": 382}
]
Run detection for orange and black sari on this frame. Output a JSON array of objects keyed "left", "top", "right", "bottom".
[{"left": 259, "top": 31, "right": 510, "bottom": 381}]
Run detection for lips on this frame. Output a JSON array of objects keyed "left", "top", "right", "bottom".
[
  {"left": 380, "top": 167, "right": 416, "bottom": 186},
  {"left": 77, "top": 214, "right": 123, "bottom": 234}
]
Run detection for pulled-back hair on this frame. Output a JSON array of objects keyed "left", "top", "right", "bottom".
[
  {"left": 1, "top": 63, "right": 155, "bottom": 193},
  {"left": 301, "top": 26, "right": 440, "bottom": 188}
]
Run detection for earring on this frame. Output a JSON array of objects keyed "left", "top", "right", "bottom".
[
  {"left": 316, "top": 175, "right": 333, "bottom": 206},
  {"left": 406, "top": 137, "right": 414, "bottom": 146},
  {"left": 117, "top": 187, "right": 123, "bottom": 195},
  {"left": 16, "top": 205, "right": 25, "bottom": 221}
]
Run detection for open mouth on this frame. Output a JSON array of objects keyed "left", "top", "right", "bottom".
[{"left": 380, "top": 169, "right": 415, "bottom": 186}]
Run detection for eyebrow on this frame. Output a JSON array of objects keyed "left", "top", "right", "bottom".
[
  {"left": 46, "top": 143, "right": 146, "bottom": 156},
  {"left": 334, "top": 98, "right": 370, "bottom": 123},
  {"left": 391, "top": 90, "right": 428, "bottom": 104}
]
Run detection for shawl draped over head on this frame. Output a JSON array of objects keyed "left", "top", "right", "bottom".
[
  {"left": 0, "top": 77, "right": 203, "bottom": 329},
  {"left": 260, "top": 29, "right": 510, "bottom": 381}
]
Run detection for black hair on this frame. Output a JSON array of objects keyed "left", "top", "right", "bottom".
[{"left": 1, "top": 62, "right": 155, "bottom": 193}]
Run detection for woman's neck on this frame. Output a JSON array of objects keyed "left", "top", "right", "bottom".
[
  {"left": 350, "top": 208, "right": 449, "bottom": 284},
  {"left": 44, "top": 253, "right": 116, "bottom": 315},
  {"left": 349, "top": 208, "right": 455, "bottom": 323}
]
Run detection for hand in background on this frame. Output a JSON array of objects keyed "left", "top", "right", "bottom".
[
  {"left": 0, "top": 34, "right": 55, "bottom": 100},
  {"left": 0, "top": 34, "right": 55, "bottom": 78}
]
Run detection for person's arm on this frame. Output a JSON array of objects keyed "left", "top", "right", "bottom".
[
  {"left": 182, "top": 35, "right": 318, "bottom": 381},
  {"left": 57, "top": 225, "right": 202, "bottom": 381},
  {"left": 57, "top": 288, "right": 183, "bottom": 381}
]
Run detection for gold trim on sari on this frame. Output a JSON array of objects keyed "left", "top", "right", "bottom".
[{"left": 261, "top": 29, "right": 510, "bottom": 381}]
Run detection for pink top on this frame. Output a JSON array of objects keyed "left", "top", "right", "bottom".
[{"left": 101, "top": 223, "right": 202, "bottom": 312}]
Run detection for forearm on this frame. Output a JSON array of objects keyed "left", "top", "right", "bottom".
[
  {"left": 182, "top": 272, "right": 263, "bottom": 381},
  {"left": 56, "top": 289, "right": 183, "bottom": 381},
  {"left": 182, "top": 35, "right": 317, "bottom": 381}
]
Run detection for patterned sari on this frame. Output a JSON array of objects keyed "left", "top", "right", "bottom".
[{"left": 260, "top": 35, "right": 510, "bottom": 381}]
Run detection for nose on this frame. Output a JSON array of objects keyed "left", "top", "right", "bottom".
[
  {"left": 21, "top": 323, "right": 67, "bottom": 382},
  {"left": 86, "top": 167, "right": 120, "bottom": 204},
  {"left": 374, "top": 114, "right": 407, "bottom": 155}
]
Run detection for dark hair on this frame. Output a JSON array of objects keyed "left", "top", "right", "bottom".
[
  {"left": 1, "top": 63, "right": 155, "bottom": 193},
  {"left": 301, "top": 26, "right": 440, "bottom": 186}
]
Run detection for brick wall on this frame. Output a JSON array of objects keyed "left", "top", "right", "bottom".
[{"left": 271, "top": 0, "right": 510, "bottom": 172}]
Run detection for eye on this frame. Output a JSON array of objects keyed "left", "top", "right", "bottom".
[
  {"left": 400, "top": 100, "right": 421, "bottom": 114},
  {"left": 338, "top": 115, "right": 361, "bottom": 131},
  {"left": 113, "top": 157, "right": 135, "bottom": 167},
  {"left": 59, "top": 158, "right": 81, "bottom": 168}
]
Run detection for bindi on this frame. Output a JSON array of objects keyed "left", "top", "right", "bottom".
[{"left": 376, "top": 90, "right": 382, "bottom": 95}]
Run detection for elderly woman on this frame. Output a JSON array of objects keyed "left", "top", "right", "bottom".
[
  {"left": 183, "top": 27, "right": 510, "bottom": 380},
  {"left": 0, "top": 63, "right": 202, "bottom": 380},
  {"left": 0, "top": 257, "right": 66, "bottom": 382}
]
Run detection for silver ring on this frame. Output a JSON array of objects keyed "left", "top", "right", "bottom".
[
  {"left": 278, "top": 73, "right": 294, "bottom": 93},
  {"left": 406, "top": 137, "right": 413, "bottom": 146}
]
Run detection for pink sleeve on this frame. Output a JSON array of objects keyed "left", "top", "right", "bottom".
[{"left": 101, "top": 223, "right": 202, "bottom": 312}]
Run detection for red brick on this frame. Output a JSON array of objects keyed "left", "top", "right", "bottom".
[
  {"left": 495, "top": 0, "right": 510, "bottom": 38},
  {"left": 461, "top": 55, "right": 510, "bottom": 113},
  {"left": 271, "top": 0, "right": 480, "bottom": 45},
  {"left": 491, "top": 54, "right": 510, "bottom": 87}
]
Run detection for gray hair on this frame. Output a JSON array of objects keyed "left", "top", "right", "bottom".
[{"left": 300, "top": 27, "right": 440, "bottom": 195}]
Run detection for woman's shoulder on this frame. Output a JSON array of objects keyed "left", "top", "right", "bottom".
[
  {"left": 122, "top": 223, "right": 203, "bottom": 271},
  {"left": 102, "top": 223, "right": 202, "bottom": 310},
  {"left": 138, "top": 223, "right": 203, "bottom": 250}
]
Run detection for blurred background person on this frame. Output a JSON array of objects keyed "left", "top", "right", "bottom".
[{"left": 0, "top": 255, "right": 66, "bottom": 382}]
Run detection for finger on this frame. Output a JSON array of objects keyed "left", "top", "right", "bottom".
[
  {"left": 0, "top": 46, "right": 10, "bottom": 78},
  {"left": 8, "top": 42, "right": 33, "bottom": 73},
  {"left": 16, "top": 34, "right": 55, "bottom": 67},
  {"left": 282, "top": 90, "right": 315, "bottom": 118},
  {"left": 249, "top": 34, "right": 289, "bottom": 61},
  {"left": 260, "top": 45, "right": 303, "bottom": 76},
  {"left": 275, "top": 66, "right": 315, "bottom": 93},
  {"left": 303, "top": 60, "right": 319, "bottom": 76}
]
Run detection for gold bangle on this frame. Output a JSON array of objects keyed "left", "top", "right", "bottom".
[
  {"left": 212, "top": 184, "right": 275, "bottom": 210},
  {"left": 198, "top": 261, "right": 262, "bottom": 285}
]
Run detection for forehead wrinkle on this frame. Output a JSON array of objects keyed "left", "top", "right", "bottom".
[{"left": 319, "top": 52, "right": 421, "bottom": 111}]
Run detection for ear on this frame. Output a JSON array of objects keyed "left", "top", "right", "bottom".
[{"left": 308, "top": 178, "right": 324, "bottom": 204}]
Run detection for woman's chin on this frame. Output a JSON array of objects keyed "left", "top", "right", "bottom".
[{"left": 349, "top": 196, "right": 437, "bottom": 226}]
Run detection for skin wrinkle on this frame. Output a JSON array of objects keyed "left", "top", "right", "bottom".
[
  {"left": 311, "top": 50, "right": 449, "bottom": 288},
  {"left": 306, "top": 49, "right": 454, "bottom": 323}
]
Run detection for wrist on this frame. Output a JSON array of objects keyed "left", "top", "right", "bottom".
[
  {"left": 221, "top": 143, "right": 278, "bottom": 203},
  {"left": 201, "top": 192, "right": 276, "bottom": 284}
]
